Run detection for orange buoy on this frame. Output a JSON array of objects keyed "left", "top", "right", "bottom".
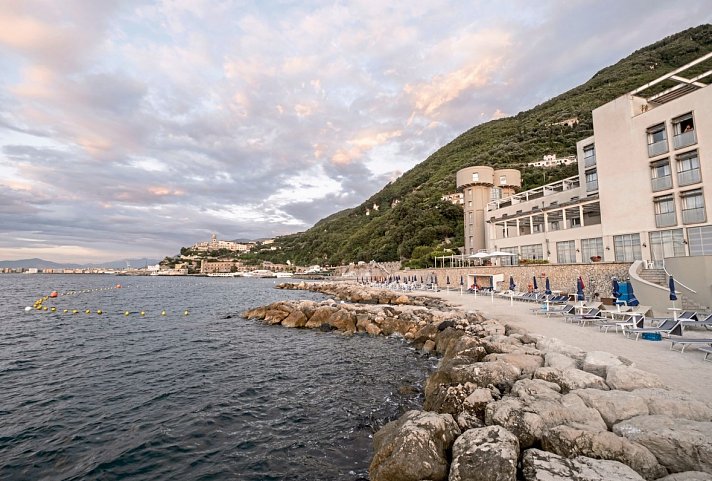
[
  {"left": 115, "top": 284, "right": 122, "bottom": 289},
  {"left": 50, "top": 291, "right": 58, "bottom": 298}
]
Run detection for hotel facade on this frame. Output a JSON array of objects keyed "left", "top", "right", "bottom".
[{"left": 458, "top": 52, "right": 712, "bottom": 269}]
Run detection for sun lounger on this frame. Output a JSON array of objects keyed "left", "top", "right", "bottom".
[
  {"left": 597, "top": 314, "right": 644, "bottom": 333},
  {"left": 576, "top": 308, "right": 608, "bottom": 327},
  {"left": 626, "top": 318, "right": 682, "bottom": 341},
  {"left": 680, "top": 312, "right": 712, "bottom": 330},
  {"left": 533, "top": 303, "right": 574, "bottom": 317},
  {"left": 669, "top": 335, "right": 712, "bottom": 353},
  {"left": 699, "top": 346, "right": 712, "bottom": 362}
]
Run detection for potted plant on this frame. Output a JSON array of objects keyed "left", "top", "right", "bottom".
[{"left": 590, "top": 255, "right": 602, "bottom": 262}]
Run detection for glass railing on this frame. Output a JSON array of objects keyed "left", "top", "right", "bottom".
[
  {"left": 586, "top": 181, "right": 598, "bottom": 192},
  {"left": 673, "top": 130, "right": 697, "bottom": 149},
  {"left": 648, "top": 140, "right": 669, "bottom": 157},
  {"left": 584, "top": 156, "right": 596, "bottom": 168},
  {"left": 651, "top": 175, "right": 672, "bottom": 191},
  {"left": 682, "top": 207, "right": 706, "bottom": 224},
  {"left": 678, "top": 169, "right": 701, "bottom": 186}
]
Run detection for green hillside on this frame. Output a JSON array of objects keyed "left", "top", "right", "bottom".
[{"left": 257, "top": 25, "right": 712, "bottom": 266}]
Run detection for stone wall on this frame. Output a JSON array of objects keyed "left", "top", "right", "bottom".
[{"left": 397, "top": 263, "right": 631, "bottom": 300}]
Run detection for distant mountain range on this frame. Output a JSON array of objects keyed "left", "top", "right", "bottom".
[{"left": 0, "top": 258, "right": 161, "bottom": 269}]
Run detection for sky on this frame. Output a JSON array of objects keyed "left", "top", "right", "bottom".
[{"left": 0, "top": 1, "right": 710, "bottom": 263}]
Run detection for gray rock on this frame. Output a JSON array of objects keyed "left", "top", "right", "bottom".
[
  {"left": 542, "top": 425, "right": 667, "bottom": 479},
  {"left": 449, "top": 425, "right": 519, "bottom": 481},
  {"left": 606, "top": 366, "right": 666, "bottom": 391},
  {"left": 613, "top": 415, "right": 712, "bottom": 474},
  {"left": 369, "top": 410, "right": 461, "bottom": 481},
  {"left": 534, "top": 367, "right": 609, "bottom": 393},
  {"left": 522, "top": 448, "right": 646, "bottom": 480},
  {"left": 483, "top": 353, "right": 544, "bottom": 375},
  {"left": 573, "top": 388, "right": 650, "bottom": 428},
  {"left": 633, "top": 388, "right": 712, "bottom": 421},
  {"left": 510, "top": 378, "right": 562, "bottom": 402},
  {"left": 545, "top": 352, "right": 579, "bottom": 370},
  {"left": 582, "top": 351, "right": 632, "bottom": 377},
  {"left": 535, "top": 338, "right": 586, "bottom": 360},
  {"left": 655, "top": 472, "right": 712, "bottom": 481}
]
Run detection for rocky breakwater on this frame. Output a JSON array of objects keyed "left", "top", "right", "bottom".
[
  {"left": 243, "top": 282, "right": 712, "bottom": 481},
  {"left": 276, "top": 281, "right": 452, "bottom": 309}
]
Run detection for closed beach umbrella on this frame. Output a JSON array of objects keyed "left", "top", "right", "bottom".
[
  {"left": 460, "top": 275, "right": 464, "bottom": 286},
  {"left": 669, "top": 275, "right": 678, "bottom": 301},
  {"left": 420, "top": 275, "right": 424, "bottom": 283},
  {"left": 446, "top": 275, "right": 450, "bottom": 285},
  {"left": 612, "top": 278, "right": 621, "bottom": 299},
  {"left": 576, "top": 277, "right": 585, "bottom": 301},
  {"left": 627, "top": 281, "right": 640, "bottom": 306},
  {"left": 544, "top": 277, "right": 552, "bottom": 295},
  {"left": 532, "top": 276, "right": 538, "bottom": 291},
  {"left": 509, "top": 276, "right": 516, "bottom": 291}
]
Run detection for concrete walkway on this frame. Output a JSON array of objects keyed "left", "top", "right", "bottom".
[{"left": 426, "top": 288, "right": 712, "bottom": 403}]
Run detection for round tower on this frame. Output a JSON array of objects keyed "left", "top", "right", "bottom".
[
  {"left": 456, "top": 166, "right": 495, "bottom": 254},
  {"left": 493, "top": 169, "right": 521, "bottom": 198}
]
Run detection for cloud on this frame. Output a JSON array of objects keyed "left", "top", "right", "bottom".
[{"left": 0, "top": 0, "right": 709, "bottom": 262}]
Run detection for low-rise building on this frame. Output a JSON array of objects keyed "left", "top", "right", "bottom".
[
  {"left": 527, "top": 154, "right": 578, "bottom": 168},
  {"left": 192, "top": 233, "right": 253, "bottom": 252}
]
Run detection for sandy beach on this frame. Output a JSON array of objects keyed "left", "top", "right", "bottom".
[{"left": 428, "top": 288, "right": 712, "bottom": 402}]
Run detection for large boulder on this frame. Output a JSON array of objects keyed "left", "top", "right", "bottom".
[
  {"left": 655, "top": 473, "right": 712, "bottom": 481},
  {"left": 632, "top": 388, "right": 712, "bottom": 421},
  {"left": 369, "top": 410, "right": 461, "bottom": 481},
  {"left": 542, "top": 425, "right": 667, "bottom": 480},
  {"left": 483, "top": 353, "right": 544, "bottom": 376},
  {"left": 304, "top": 305, "right": 338, "bottom": 328},
  {"left": 582, "top": 351, "right": 632, "bottom": 378},
  {"left": 573, "top": 388, "right": 650, "bottom": 428},
  {"left": 281, "top": 309, "right": 308, "bottom": 328},
  {"left": 535, "top": 338, "right": 586, "bottom": 360},
  {"left": 326, "top": 308, "right": 356, "bottom": 333},
  {"left": 534, "top": 367, "right": 609, "bottom": 393},
  {"left": 545, "top": 352, "right": 579, "bottom": 370},
  {"left": 448, "top": 425, "right": 519, "bottom": 481},
  {"left": 606, "top": 366, "right": 666, "bottom": 391},
  {"left": 613, "top": 415, "right": 712, "bottom": 474},
  {"left": 521, "top": 448, "right": 646, "bottom": 481}
]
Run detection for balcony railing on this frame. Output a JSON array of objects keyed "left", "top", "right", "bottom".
[
  {"left": 648, "top": 140, "right": 669, "bottom": 157},
  {"left": 682, "top": 207, "right": 706, "bottom": 224},
  {"left": 651, "top": 175, "right": 672, "bottom": 191},
  {"left": 678, "top": 169, "right": 701, "bottom": 186},
  {"left": 673, "top": 130, "right": 697, "bottom": 149},
  {"left": 586, "top": 180, "right": 598, "bottom": 192},
  {"left": 655, "top": 211, "right": 677, "bottom": 228},
  {"left": 584, "top": 156, "right": 596, "bottom": 168}
]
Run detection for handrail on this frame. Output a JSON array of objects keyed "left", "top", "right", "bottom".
[{"left": 662, "top": 259, "right": 697, "bottom": 294}]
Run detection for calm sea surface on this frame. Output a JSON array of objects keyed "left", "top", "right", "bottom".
[{"left": 0, "top": 275, "right": 434, "bottom": 481}]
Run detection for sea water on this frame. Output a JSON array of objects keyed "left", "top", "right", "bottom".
[{"left": 0, "top": 275, "right": 434, "bottom": 480}]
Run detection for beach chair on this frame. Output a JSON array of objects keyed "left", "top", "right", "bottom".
[
  {"left": 680, "top": 312, "right": 712, "bottom": 331},
  {"left": 699, "top": 346, "right": 712, "bottom": 362},
  {"left": 625, "top": 318, "right": 682, "bottom": 341},
  {"left": 533, "top": 303, "right": 574, "bottom": 317},
  {"left": 647, "top": 310, "right": 696, "bottom": 327},
  {"left": 576, "top": 308, "right": 608, "bottom": 327},
  {"left": 669, "top": 335, "right": 712, "bottom": 353},
  {"left": 597, "top": 314, "right": 644, "bottom": 334}
]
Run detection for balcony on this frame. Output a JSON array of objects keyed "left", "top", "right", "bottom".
[
  {"left": 586, "top": 180, "right": 598, "bottom": 192},
  {"left": 673, "top": 130, "right": 697, "bottom": 149},
  {"left": 655, "top": 211, "right": 677, "bottom": 228},
  {"left": 678, "top": 168, "right": 701, "bottom": 186},
  {"left": 584, "top": 155, "right": 596, "bottom": 168},
  {"left": 648, "top": 140, "right": 669, "bottom": 157},
  {"left": 682, "top": 207, "right": 706, "bottom": 224},
  {"left": 651, "top": 175, "right": 672, "bottom": 192}
]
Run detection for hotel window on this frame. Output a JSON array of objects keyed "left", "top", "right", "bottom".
[
  {"left": 468, "top": 200, "right": 472, "bottom": 207},
  {"left": 521, "top": 244, "right": 543, "bottom": 260},
  {"left": 499, "top": 175, "right": 507, "bottom": 185},
  {"left": 581, "top": 237, "right": 603, "bottom": 262},
  {"left": 556, "top": 240, "right": 577, "bottom": 264},
  {"left": 653, "top": 195, "right": 677, "bottom": 228},
  {"left": 676, "top": 150, "right": 701, "bottom": 186},
  {"left": 649, "top": 229, "right": 686, "bottom": 264},
  {"left": 472, "top": 172, "right": 479, "bottom": 182},
  {"left": 650, "top": 159, "right": 672, "bottom": 192},
  {"left": 688, "top": 225, "right": 712, "bottom": 256},
  {"left": 468, "top": 212, "right": 473, "bottom": 223},
  {"left": 672, "top": 113, "right": 696, "bottom": 149},
  {"left": 491, "top": 187, "right": 502, "bottom": 201},
  {"left": 681, "top": 189, "right": 706, "bottom": 224},
  {"left": 585, "top": 170, "right": 598, "bottom": 192},
  {"left": 647, "top": 123, "right": 669, "bottom": 157},
  {"left": 614, "top": 234, "right": 642, "bottom": 262},
  {"left": 469, "top": 235, "right": 474, "bottom": 246},
  {"left": 583, "top": 144, "right": 596, "bottom": 168},
  {"left": 500, "top": 247, "right": 518, "bottom": 266}
]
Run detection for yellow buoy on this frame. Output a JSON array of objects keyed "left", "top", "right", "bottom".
[
  {"left": 51, "top": 307, "right": 56, "bottom": 312},
  {"left": 140, "top": 311, "right": 145, "bottom": 316},
  {"left": 97, "top": 310, "right": 103, "bottom": 315},
  {"left": 124, "top": 311, "right": 130, "bottom": 316},
  {"left": 86, "top": 309, "right": 91, "bottom": 314},
  {"left": 43, "top": 306, "right": 48, "bottom": 311},
  {"left": 184, "top": 310, "right": 189, "bottom": 316},
  {"left": 161, "top": 310, "right": 166, "bottom": 316},
  {"left": 72, "top": 310, "right": 78, "bottom": 314},
  {"left": 63, "top": 309, "right": 68, "bottom": 313}
]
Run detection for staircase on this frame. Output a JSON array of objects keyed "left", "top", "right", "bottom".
[{"left": 640, "top": 268, "right": 709, "bottom": 312}]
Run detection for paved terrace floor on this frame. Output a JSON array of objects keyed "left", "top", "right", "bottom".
[{"left": 424, "top": 288, "right": 712, "bottom": 403}]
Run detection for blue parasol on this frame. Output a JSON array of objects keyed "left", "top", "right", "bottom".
[
  {"left": 612, "top": 278, "right": 621, "bottom": 299},
  {"left": 576, "top": 276, "right": 585, "bottom": 301},
  {"left": 509, "top": 276, "right": 516, "bottom": 291},
  {"left": 544, "top": 277, "right": 552, "bottom": 295},
  {"left": 627, "top": 281, "right": 640, "bottom": 306},
  {"left": 533, "top": 276, "right": 538, "bottom": 291},
  {"left": 669, "top": 275, "right": 678, "bottom": 301}
]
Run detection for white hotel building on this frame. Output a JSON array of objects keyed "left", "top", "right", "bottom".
[{"left": 458, "top": 52, "right": 712, "bottom": 271}]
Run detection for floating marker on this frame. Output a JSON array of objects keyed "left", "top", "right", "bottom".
[
  {"left": 97, "top": 310, "right": 103, "bottom": 315},
  {"left": 85, "top": 309, "right": 91, "bottom": 314},
  {"left": 63, "top": 309, "right": 68, "bottom": 313},
  {"left": 140, "top": 311, "right": 145, "bottom": 316},
  {"left": 51, "top": 307, "right": 56, "bottom": 312},
  {"left": 72, "top": 310, "right": 78, "bottom": 314},
  {"left": 124, "top": 311, "right": 130, "bottom": 316},
  {"left": 43, "top": 307, "right": 48, "bottom": 311},
  {"left": 161, "top": 310, "right": 166, "bottom": 316},
  {"left": 50, "top": 291, "right": 58, "bottom": 298},
  {"left": 24, "top": 306, "right": 32, "bottom": 312},
  {"left": 184, "top": 310, "right": 189, "bottom": 316}
]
